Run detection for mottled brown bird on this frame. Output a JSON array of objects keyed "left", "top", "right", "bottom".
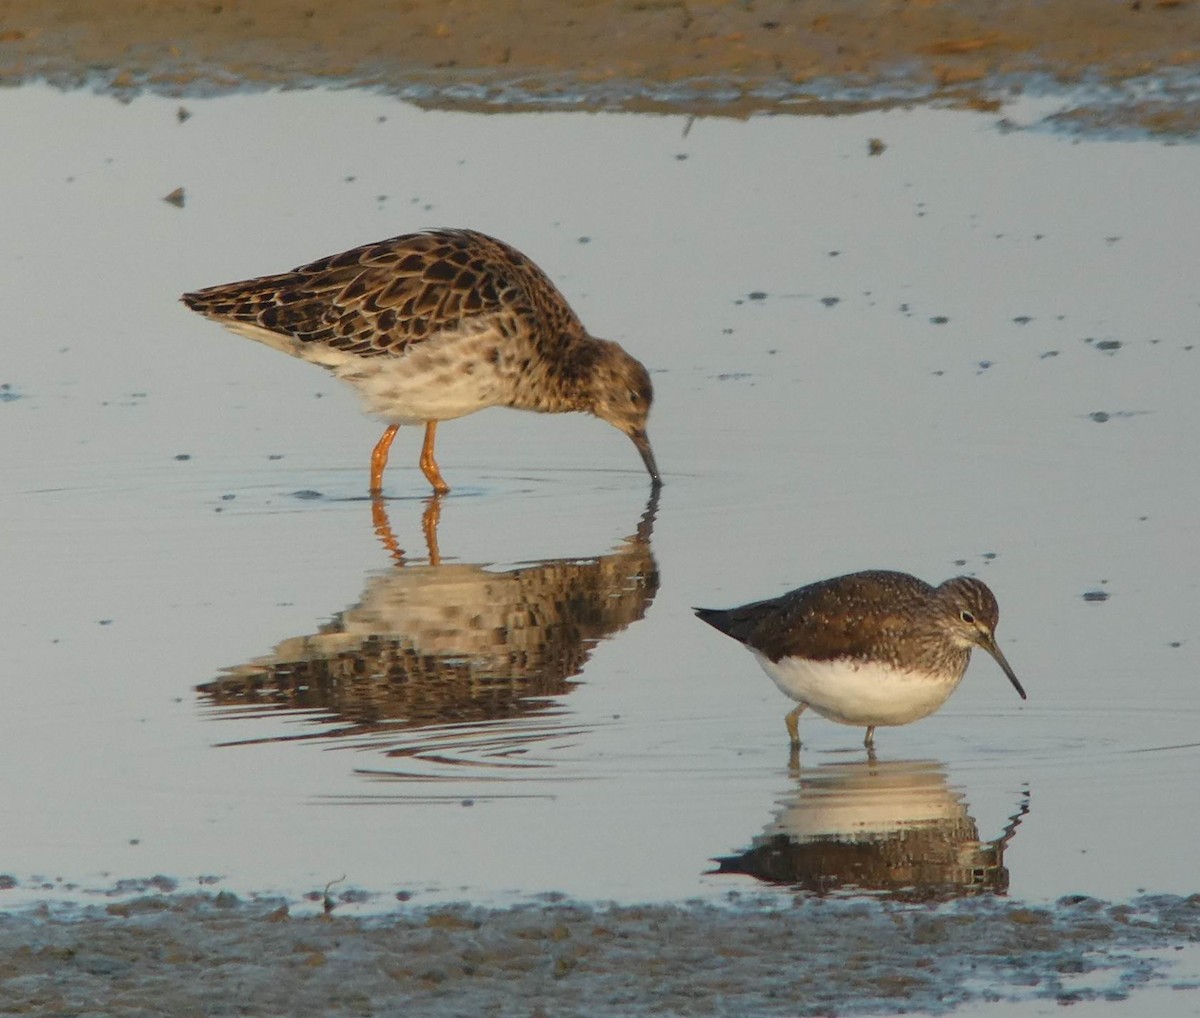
[{"left": 183, "top": 228, "right": 659, "bottom": 493}]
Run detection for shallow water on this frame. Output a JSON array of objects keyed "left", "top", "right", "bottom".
[{"left": 2, "top": 85, "right": 1199, "bottom": 916}]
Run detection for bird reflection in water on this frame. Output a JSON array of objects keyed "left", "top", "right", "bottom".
[
  {"left": 714, "top": 758, "right": 1029, "bottom": 901},
  {"left": 197, "top": 493, "right": 659, "bottom": 773}
]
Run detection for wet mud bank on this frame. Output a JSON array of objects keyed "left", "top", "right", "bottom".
[
  {"left": 2, "top": 0, "right": 1199, "bottom": 131},
  {"left": 3, "top": 891, "right": 1199, "bottom": 1015}
]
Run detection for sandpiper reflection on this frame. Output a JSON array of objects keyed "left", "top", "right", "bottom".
[
  {"left": 714, "top": 758, "right": 1028, "bottom": 900},
  {"left": 197, "top": 494, "right": 658, "bottom": 768}
]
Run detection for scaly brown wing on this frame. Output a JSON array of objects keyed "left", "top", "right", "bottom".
[{"left": 182, "top": 228, "right": 586, "bottom": 357}]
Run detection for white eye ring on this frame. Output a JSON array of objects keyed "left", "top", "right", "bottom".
[{"left": 960, "top": 610, "right": 975, "bottom": 624}]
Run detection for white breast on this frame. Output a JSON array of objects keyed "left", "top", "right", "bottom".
[
  {"left": 333, "top": 325, "right": 511, "bottom": 425},
  {"left": 751, "top": 650, "right": 964, "bottom": 727}
]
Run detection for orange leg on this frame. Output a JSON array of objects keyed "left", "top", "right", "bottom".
[
  {"left": 419, "top": 421, "right": 450, "bottom": 494},
  {"left": 371, "top": 493, "right": 405, "bottom": 564},
  {"left": 370, "top": 424, "right": 400, "bottom": 495},
  {"left": 421, "top": 495, "right": 443, "bottom": 566}
]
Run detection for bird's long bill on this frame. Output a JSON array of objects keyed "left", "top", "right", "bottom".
[
  {"left": 630, "top": 429, "right": 662, "bottom": 486},
  {"left": 979, "top": 635, "right": 1027, "bottom": 700}
]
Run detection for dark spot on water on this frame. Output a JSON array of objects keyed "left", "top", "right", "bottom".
[
  {"left": 1090, "top": 411, "right": 1110, "bottom": 422},
  {"left": 717, "top": 372, "right": 752, "bottom": 381},
  {"left": 577, "top": 236, "right": 590, "bottom": 244},
  {"left": 721, "top": 328, "right": 734, "bottom": 335},
  {"left": 1104, "top": 236, "right": 1121, "bottom": 245},
  {"left": 291, "top": 490, "right": 323, "bottom": 500},
  {"left": 396, "top": 890, "right": 413, "bottom": 901},
  {"left": 268, "top": 454, "right": 284, "bottom": 460},
  {"left": 977, "top": 360, "right": 992, "bottom": 371},
  {"left": 176, "top": 106, "right": 191, "bottom": 123},
  {"left": 828, "top": 250, "right": 840, "bottom": 257},
  {"left": 821, "top": 296, "right": 840, "bottom": 307},
  {"left": 953, "top": 559, "right": 967, "bottom": 567},
  {"left": 461, "top": 799, "right": 474, "bottom": 807},
  {"left": 98, "top": 619, "right": 113, "bottom": 626},
  {"left": 982, "top": 552, "right": 996, "bottom": 560},
  {"left": 675, "top": 153, "right": 689, "bottom": 160},
  {"left": 220, "top": 494, "right": 235, "bottom": 501},
  {"left": 1082, "top": 589, "right": 1109, "bottom": 602},
  {"left": 1095, "top": 339, "right": 1121, "bottom": 353},
  {"left": 747, "top": 291, "right": 767, "bottom": 301},
  {"left": 1040, "top": 350, "right": 1059, "bottom": 359},
  {"left": 931, "top": 369, "right": 945, "bottom": 376},
  {"left": 1169, "top": 641, "right": 1182, "bottom": 648},
  {"left": 174, "top": 453, "right": 191, "bottom": 461},
  {"left": 1013, "top": 316, "right": 1033, "bottom": 325},
  {"left": 0, "top": 384, "right": 21, "bottom": 402},
  {"left": 761, "top": 20, "right": 780, "bottom": 29},
  {"left": 930, "top": 316, "right": 949, "bottom": 325},
  {"left": 163, "top": 186, "right": 185, "bottom": 208},
  {"left": 868, "top": 138, "right": 886, "bottom": 156}
]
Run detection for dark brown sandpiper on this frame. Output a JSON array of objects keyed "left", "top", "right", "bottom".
[
  {"left": 182, "top": 228, "right": 660, "bottom": 494},
  {"left": 695, "top": 570, "right": 1026, "bottom": 749}
]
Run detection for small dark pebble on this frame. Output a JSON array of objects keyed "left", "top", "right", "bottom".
[
  {"left": 1095, "top": 339, "right": 1122, "bottom": 353},
  {"left": 176, "top": 106, "right": 191, "bottom": 123},
  {"left": 867, "top": 138, "right": 886, "bottom": 156},
  {"left": 98, "top": 619, "right": 113, "bottom": 626},
  {"left": 268, "top": 453, "right": 284, "bottom": 460},
  {"left": 1082, "top": 590, "right": 1110, "bottom": 602},
  {"left": 163, "top": 186, "right": 186, "bottom": 208},
  {"left": 1090, "top": 411, "right": 1110, "bottom": 423},
  {"left": 747, "top": 291, "right": 767, "bottom": 301},
  {"left": 1040, "top": 350, "right": 1059, "bottom": 359},
  {"left": 674, "top": 153, "right": 689, "bottom": 161},
  {"left": 930, "top": 316, "right": 949, "bottom": 324},
  {"left": 174, "top": 453, "right": 191, "bottom": 461},
  {"left": 821, "top": 296, "right": 840, "bottom": 307},
  {"left": 396, "top": 890, "right": 413, "bottom": 902},
  {"left": 220, "top": 494, "right": 235, "bottom": 501},
  {"left": 1013, "top": 316, "right": 1033, "bottom": 324}
]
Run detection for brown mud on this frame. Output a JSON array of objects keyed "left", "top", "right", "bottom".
[{"left": 2, "top": 0, "right": 1199, "bottom": 129}]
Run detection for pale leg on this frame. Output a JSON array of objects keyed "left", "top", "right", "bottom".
[{"left": 785, "top": 704, "right": 807, "bottom": 747}]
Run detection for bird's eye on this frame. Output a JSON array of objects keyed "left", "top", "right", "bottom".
[
  {"left": 960, "top": 610, "right": 975, "bottom": 624},
  {"left": 628, "top": 390, "right": 641, "bottom": 404}
]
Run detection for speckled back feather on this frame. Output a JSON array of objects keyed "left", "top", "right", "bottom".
[
  {"left": 182, "top": 228, "right": 588, "bottom": 361},
  {"left": 695, "top": 570, "right": 999, "bottom": 674}
]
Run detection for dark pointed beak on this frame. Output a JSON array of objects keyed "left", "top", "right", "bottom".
[
  {"left": 630, "top": 429, "right": 661, "bottom": 487},
  {"left": 978, "top": 633, "right": 1026, "bottom": 700}
]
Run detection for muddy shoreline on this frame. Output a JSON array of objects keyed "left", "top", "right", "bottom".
[
  {"left": 2, "top": 0, "right": 1199, "bottom": 129},
  {"left": 4, "top": 890, "right": 1198, "bottom": 1015}
]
